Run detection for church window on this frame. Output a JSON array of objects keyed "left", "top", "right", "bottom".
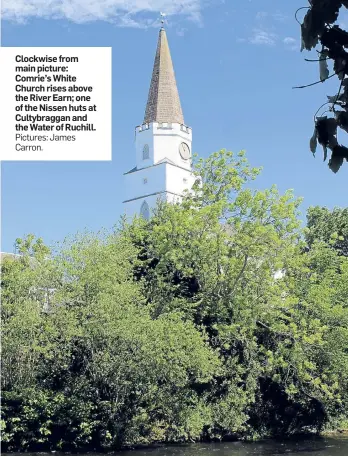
[
  {"left": 143, "top": 144, "right": 150, "bottom": 160},
  {"left": 140, "top": 200, "right": 150, "bottom": 220}
]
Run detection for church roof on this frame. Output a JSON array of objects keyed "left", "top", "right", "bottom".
[{"left": 143, "top": 27, "right": 184, "bottom": 125}]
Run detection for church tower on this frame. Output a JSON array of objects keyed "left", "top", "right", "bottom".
[{"left": 123, "top": 27, "right": 194, "bottom": 219}]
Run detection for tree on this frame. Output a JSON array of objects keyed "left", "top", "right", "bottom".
[
  {"left": 125, "top": 149, "right": 348, "bottom": 438},
  {"left": 296, "top": 0, "right": 348, "bottom": 172},
  {"left": 306, "top": 206, "right": 348, "bottom": 256},
  {"left": 2, "top": 151, "right": 348, "bottom": 452},
  {"left": 1, "top": 232, "right": 219, "bottom": 453}
]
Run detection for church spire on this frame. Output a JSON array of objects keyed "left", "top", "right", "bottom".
[{"left": 143, "top": 27, "right": 184, "bottom": 125}]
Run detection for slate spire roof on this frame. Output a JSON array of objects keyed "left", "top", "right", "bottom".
[{"left": 143, "top": 27, "right": 184, "bottom": 125}]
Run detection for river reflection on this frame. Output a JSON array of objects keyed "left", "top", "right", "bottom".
[{"left": 120, "top": 436, "right": 348, "bottom": 456}]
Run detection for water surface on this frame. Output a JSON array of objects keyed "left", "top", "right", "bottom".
[{"left": 121, "top": 436, "right": 348, "bottom": 456}]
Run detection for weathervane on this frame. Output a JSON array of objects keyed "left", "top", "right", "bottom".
[{"left": 160, "top": 12, "right": 166, "bottom": 27}]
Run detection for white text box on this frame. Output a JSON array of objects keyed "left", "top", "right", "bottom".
[{"left": 0, "top": 47, "right": 112, "bottom": 161}]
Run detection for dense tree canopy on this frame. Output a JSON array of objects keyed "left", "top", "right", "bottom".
[
  {"left": 298, "top": 0, "right": 348, "bottom": 171},
  {"left": 306, "top": 206, "right": 348, "bottom": 256},
  {"left": 2, "top": 150, "right": 348, "bottom": 453}
]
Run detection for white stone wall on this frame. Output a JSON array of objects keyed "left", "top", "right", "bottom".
[
  {"left": 124, "top": 162, "right": 194, "bottom": 206},
  {"left": 124, "top": 121, "right": 194, "bottom": 220},
  {"left": 135, "top": 122, "right": 192, "bottom": 168},
  {"left": 135, "top": 124, "right": 155, "bottom": 167},
  {"left": 123, "top": 162, "right": 165, "bottom": 203},
  {"left": 124, "top": 193, "right": 169, "bottom": 220},
  {"left": 153, "top": 123, "right": 192, "bottom": 167},
  {"left": 165, "top": 163, "right": 195, "bottom": 196}
]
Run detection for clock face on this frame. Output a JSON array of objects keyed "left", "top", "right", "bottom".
[{"left": 179, "top": 142, "right": 191, "bottom": 160}]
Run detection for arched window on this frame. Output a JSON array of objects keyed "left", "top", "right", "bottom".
[
  {"left": 142, "top": 144, "right": 150, "bottom": 160},
  {"left": 140, "top": 200, "right": 150, "bottom": 220}
]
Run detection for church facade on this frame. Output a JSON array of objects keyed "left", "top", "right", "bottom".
[{"left": 123, "top": 27, "right": 195, "bottom": 219}]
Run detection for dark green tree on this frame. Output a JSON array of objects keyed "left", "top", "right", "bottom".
[
  {"left": 2, "top": 151, "right": 348, "bottom": 452},
  {"left": 125, "top": 150, "right": 348, "bottom": 438}
]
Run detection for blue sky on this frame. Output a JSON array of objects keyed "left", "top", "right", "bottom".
[{"left": 1, "top": 0, "right": 347, "bottom": 252}]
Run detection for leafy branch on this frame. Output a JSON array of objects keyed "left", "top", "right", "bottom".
[{"left": 295, "top": 0, "right": 348, "bottom": 172}]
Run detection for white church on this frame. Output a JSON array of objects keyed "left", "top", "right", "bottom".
[{"left": 123, "top": 26, "right": 195, "bottom": 219}]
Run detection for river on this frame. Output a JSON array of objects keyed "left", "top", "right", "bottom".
[
  {"left": 121, "top": 436, "right": 348, "bottom": 456},
  {"left": 5, "top": 436, "right": 348, "bottom": 456}
]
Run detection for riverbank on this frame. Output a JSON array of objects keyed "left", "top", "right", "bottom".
[{"left": 323, "top": 429, "right": 348, "bottom": 437}]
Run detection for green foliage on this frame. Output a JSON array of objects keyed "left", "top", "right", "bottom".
[
  {"left": 125, "top": 150, "right": 348, "bottom": 438},
  {"left": 306, "top": 206, "right": 348, "bottom": 256},
  {"left": 2, "top": 150, "right": 348, "bottom": 452},
  {"left": 2, "top": 232, "right": 219, "bottom": 452}
]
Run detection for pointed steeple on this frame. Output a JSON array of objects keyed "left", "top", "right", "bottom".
[{"left": 144, "top": 27, "right": 184, "bottom": 125}]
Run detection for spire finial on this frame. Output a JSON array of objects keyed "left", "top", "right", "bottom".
[{"left": 160, "top": 12, "right": 166, "bottom": 28}]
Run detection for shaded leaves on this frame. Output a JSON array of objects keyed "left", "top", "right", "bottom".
[
  {"left": 312, "top": 117, "right": 348, "bottom": 168},
  {"left": 315, "top": 116, "right": 338, "bottom": 161},
  {"left": 335, "top": 110, "right": 348, "bottom": 132},
  {"left": 299, "top": 1, "right": 348, "bottom": 171},
  {"left": 329, "top": 144, "right": 348, "bottom": 172},
  {"left": 319, "top": 50, "right": 329, "bottom": 81},
  {"left": 301, "top": 2, "right": 341, "bottom": 51},
  {"left": 310, "top": 127, "right": 318, "bottom": 155}
]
